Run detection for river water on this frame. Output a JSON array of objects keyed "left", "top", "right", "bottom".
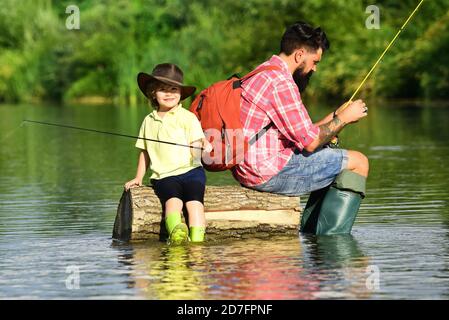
[{"left": 1, "top": 102, "right": 448, "bottom": 299}]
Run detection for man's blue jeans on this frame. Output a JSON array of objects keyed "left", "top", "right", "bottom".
[{"left": 252, "top": 148, "right": 348, "bottom": 196}]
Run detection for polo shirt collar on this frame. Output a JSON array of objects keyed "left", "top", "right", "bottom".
[
  {"left": 168, "top": 103, "right": 183, "bottom": 114},
  {"left": 150, "top": 103, "right": 183, "bottom": 121}
]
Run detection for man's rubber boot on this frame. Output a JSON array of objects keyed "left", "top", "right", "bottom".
[
  {"left": 165, "top": 212, "right": 189, "bottom": 245},
  {"left": 300, "top": 170, "right": 366, "bottom": 235},
  {"left": 300, "top": 186, "right": 330, "bottom": 234}
]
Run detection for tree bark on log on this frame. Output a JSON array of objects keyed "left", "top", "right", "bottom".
[{"left": 113, "top": 186, "right": 301, "bottom": 242}]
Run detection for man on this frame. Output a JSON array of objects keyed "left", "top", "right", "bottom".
[{"left": 232, "top": 21, "right": 369, "bottom": 235}]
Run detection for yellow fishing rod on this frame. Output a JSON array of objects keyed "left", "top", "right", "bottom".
[
  {"left": 329, "top": 0, "right": 425, "bottom": 147},
  {"left": 341, "top": 0, "right": 426, "bottom": 111}
]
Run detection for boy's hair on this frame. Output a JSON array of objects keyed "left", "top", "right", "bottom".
[
  {"left": 145, "top": 81, "right": 161, "bottom": 108},
  {"left": 280, "top": 21, "right": 330, "bottom": 55}
]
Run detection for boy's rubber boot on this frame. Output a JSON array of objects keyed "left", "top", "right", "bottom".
[
  {"left": 165, "top": 212, "right": 189, "bottom": 245},
  {"left": 189, "top": 226, "right": 206, "bottom": 243},
  {"left": 300, "top": 170, "right": 366, "bottom": 235}
]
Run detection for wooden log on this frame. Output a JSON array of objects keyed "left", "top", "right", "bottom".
[{"left": 112, "top": 185, "right": 301, "bottom": 242}]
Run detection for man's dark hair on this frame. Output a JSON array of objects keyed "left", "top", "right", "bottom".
[{"left": 280, "top": 21, "right": 330, "bottom": 55}]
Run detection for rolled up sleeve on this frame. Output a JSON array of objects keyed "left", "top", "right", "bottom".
[{"left": 268, "top": 80, "right": 319, "bottom": 150}]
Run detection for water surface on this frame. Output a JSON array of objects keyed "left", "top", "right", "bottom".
[{"left": 1, "top": 102, "right": 448, "bottom": 299}]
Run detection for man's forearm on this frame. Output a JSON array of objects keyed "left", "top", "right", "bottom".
[
  {"left": 316, "top": 116, "right": 346, "bottom": 147},
  {"left": 314, "top": 111, "right": 334, "bottom": 127}
]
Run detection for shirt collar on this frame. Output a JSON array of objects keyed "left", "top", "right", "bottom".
[
  {"left": 169, "top": 103, "right": 183, "bottom": 114},
  {"left": 268, "top": 55, "right": 290, "bottom": 73},
  {"left": 150, "top": 103, "right": 182, "bottom": 121}
]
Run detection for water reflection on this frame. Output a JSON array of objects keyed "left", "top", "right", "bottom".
[
  {"left": 301, "top": 234, "right": 372, "bottom": 299},
  {"left": 125, "top": 243, "right": 209, "bottom": 299},
  {"left": 114, "top": 235, "right": 373, "bottom": 300},
  {"left": 1, "top": 102, "right": 449, "bottom": 299}
]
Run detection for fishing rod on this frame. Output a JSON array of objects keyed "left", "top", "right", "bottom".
[
  {"left": 22, "top": 119, "right": 204, "bottom": 150},
  {"left": 328, "top": 0, "right": 425, "bottom": 148},
  {"left": 341, "top": 0, "right": 425, "bottom": 111}
]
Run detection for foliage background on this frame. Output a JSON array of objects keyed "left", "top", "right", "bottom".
[{"left": 0, "top": 0, "right": 448, "bottom": 105}]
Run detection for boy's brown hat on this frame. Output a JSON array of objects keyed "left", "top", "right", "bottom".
[{"left": 137, "top": 63, "right": 196, "bottom": 100}]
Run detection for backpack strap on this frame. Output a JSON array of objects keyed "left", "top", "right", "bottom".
[
  {"left": 227, "top": 65, "right": 281, "bottom": 144},
  {"left": 242, "top": 65, "right": 282, "bottom": 81},
  {"left": 248, "top": 122, "right": 274, "bottom": 146},
  {"left": 233, "top": 66, "right": 282, "bottom": 89},
  {"left": 242, "top": 66, "right": 281, "bottom": 145}
]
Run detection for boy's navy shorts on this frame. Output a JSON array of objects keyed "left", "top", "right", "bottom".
[{"left": 151, "top": 166, "right": 206, "bottom": 205}]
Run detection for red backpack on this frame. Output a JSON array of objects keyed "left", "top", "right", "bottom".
[{"left": 189, "top": 66, "right": 280, "bottom": 171}]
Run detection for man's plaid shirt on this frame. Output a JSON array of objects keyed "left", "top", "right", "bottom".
[{"left": 232, "top": 55, "right": 320, "bottom": 187}]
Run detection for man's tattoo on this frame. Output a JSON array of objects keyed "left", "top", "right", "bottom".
[{"left": 318, "top": 116, "right": 346, "bottom": 147}]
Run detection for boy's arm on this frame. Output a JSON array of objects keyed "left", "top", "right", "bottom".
[
  {"left": 190, "top": 140, "right": 202, "bottom": 160},
  {"left": 187, "top": 112, "right": 211, "bottom": 160},
  {"left": 135, "top": 150, "right": 150, "bottom": 182},
  {"left": 190, "top": 138, "right": 213, "bottom": 161},
  {"left": 125, "top": 150, "right": 150, "bottom": 190}
]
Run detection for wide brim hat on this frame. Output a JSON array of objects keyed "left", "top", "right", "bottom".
[{"left": 137, "top": 63, "right": 196, "bottom": 101}]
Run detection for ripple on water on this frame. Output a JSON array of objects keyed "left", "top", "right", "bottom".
[{"left": 1, "top": 104, "right": 449, "bottom": 299}]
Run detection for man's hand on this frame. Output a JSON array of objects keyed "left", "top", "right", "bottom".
[
  {"left": 336, "top": 99, "right": 368, "bottom": 124},
  {"left": 124, "top": 178, "right": 142, "bottom": 191}
]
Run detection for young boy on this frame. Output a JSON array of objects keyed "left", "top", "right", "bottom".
[{"left": 124, "top": 63, "right": 211, "bottom": 245}]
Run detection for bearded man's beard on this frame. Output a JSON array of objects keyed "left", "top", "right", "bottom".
[{"left": 293, "top": 67, "right": 314, "bottom": 93}]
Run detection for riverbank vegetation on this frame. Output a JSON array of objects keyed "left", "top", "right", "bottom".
[{"left": 1, "top": 0, "right": 448, "bottom": 105}]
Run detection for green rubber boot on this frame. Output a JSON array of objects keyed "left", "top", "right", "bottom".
[
  {"left": 189, "top": 226, "right": 206, "bottom": 243},
  {"left": 300, "top": 186, "right": 330, "bottom": 234},
  {"left": 165, "top": 212, "right": 189, "bottom": 245},
  {"left": 300, "top": 170, "right": 366, "bottom": 235}
]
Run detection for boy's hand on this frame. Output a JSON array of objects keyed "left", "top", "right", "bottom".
[
  {"left": 202, "top": 138, "right": 213, "bottom": 153},
  {"left": 124, "top": 178, "right": 142, "bottom": 191}
]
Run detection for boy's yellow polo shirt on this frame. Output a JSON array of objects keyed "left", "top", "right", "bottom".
[{"left": 135, "top": 104, "right": 205, "bottom": 180}]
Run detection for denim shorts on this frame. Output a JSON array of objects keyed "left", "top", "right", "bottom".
[{"left": 252, "top": 148, "right": 348, "bottom": 196}]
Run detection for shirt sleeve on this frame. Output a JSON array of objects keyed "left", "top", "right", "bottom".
[
  {"left": 187, "top": 113, "right": 205, "bottom": 143},
  {"left": 268, "top": 78, "right": 320, "bottom": 150},
  {"left": 135, "top": 117, "right": 147, "bottom": 150}
]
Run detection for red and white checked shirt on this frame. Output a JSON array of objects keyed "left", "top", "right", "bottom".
[{"left": 232, "top": 55, "right": 320, "bottom": 187}]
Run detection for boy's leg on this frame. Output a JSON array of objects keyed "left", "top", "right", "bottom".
[
  {"left": 165, "top": 199, "right": 189, "bottom": 245},
  {"left": 182, "top": 167, "right": 207, "bottom": 242},
  {"left": 153, "top": 176, "right": 189, "bottom": 244},
  {"left": 165, "top": 197, "right": 183, "bottom": 233},
  {"left": 185, "top": 201, "right": 206, "bottom": 242}
]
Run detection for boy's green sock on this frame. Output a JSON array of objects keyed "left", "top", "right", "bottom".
[
  {"left": 165, "top": 212, "right": 188, "bottom": 245},
  {"left": 189, "top": 226, "right": 205, "bottom": 242},
  {"left": 165, "top": 212, "right": 182, "bottom": 235}
]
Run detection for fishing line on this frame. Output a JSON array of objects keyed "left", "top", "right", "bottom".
[{"left": 22, "top": 119, "right": 204, "bottom": 150}]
